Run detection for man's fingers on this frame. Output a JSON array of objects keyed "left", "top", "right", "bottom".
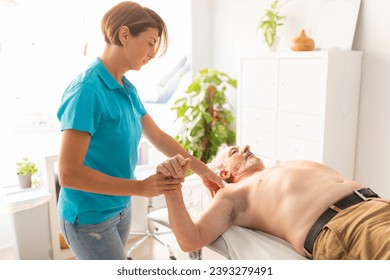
[
  {"left": 156, "top": 155, "right": 190, "bottom": 179},
  {"left": 163, "top": 155, "right": 187, "bottom": 178},
  {"left": 156, "top": 164, "right": 171, "bottom": 177},
  {"left": 170, "top": 155, "right": 187, "bottom": 177},
  {"left": 175, "top": 154, "right": 186, "bottom": 165}
]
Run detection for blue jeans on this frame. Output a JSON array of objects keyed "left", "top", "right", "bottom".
[{"left": 59, "top": 203, "right": 132, "bottom": 260}]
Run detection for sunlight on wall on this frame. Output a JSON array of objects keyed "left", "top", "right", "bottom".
[{"left": 0, "top": 0, "right": 191, "bottom": 186}]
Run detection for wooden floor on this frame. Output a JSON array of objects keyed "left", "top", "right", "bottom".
[
  {"left": 0, "top": 226, "right": 227, "bottom": 260},
  {"left": 125, "top": 230, "right": 227, "bottom": 260}
]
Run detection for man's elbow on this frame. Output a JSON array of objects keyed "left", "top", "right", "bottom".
[{"left": 178, "top": 240, "right": 204, "bottom": 253}]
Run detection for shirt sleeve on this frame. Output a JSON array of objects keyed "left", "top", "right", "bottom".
[{"left": 57, "top": 82, "right": 103, "bottom": 135}]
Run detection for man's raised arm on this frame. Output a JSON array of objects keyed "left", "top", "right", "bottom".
[{"left": 157, "top": 155, "right": 234, "bottom": 252}]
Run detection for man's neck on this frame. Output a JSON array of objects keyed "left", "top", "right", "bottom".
[{"left": 233, "top": 164, "right": 265, "bottom": 183}]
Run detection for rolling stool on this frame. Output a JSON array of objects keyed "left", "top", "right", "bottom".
[
  {"left": 145, "top": 207, "right": 204, "bottom": 260},
  {"left": 127, "top": 197, "right": 176, "bottom": 260}
]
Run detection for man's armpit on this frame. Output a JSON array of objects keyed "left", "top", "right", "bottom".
[{"left": 230, "top": 197, "right": 249, "bottom": 222}]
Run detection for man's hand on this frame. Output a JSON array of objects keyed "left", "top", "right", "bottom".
[
  {"left": 157, "top": 154, "right": 191, "bottom": 179},
  {"left": 157, "top": 154, "right": 224, "bottom": 198}
]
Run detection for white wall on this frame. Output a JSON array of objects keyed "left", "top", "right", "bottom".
[
  {"left": 204, "top": 0, "right": 390, "bottom": 199},
  {"left": 352, "top": 0, "right": 390, "bottom": 198},
  {"left": 191, "top": 0, "right": 213, "bottom": 72}
]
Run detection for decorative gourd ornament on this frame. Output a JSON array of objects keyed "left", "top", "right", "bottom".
[{"left": 291, "top": 29, "right": 315, "bottom": 51}]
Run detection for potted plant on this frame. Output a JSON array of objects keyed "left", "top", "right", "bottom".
[
  {"left": 257, "top": 0, "right": 285, "bottom": 50},
  {"left": 16, "top": 157, "right": 38, "bottom": 188},
  {"left": 171, "top": 68, "right": 237, "bottom": 164}
]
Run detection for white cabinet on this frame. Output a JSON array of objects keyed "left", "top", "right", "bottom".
[
  {"left": 237, "top": 51, "right": 362, "bottom": 178},
  {"left": 43, "top": 155, "right": 74, "bottom": 260}
]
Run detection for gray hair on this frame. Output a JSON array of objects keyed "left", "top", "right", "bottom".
[{"left": 208, "top": 143, "right": 230, "bottom": 173}]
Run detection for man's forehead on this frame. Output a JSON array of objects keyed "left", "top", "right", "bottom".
[
  {"left": 228, "top": 146, "right": 236, "bottom": 151},
  {"left": 225, "top": 146, "right": 238, "bottom": 156}
]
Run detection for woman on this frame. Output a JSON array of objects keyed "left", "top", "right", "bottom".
[{"left": 57, "top": 1, "right": 223, "bottom": 260}]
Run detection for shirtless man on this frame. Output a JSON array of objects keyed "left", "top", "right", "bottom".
[{"left": 157, "top": 144, "right": 390, "bottom": 260}]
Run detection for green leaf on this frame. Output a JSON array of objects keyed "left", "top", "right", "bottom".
[
  {"left": 170, "top": 68, "right": 237, "bottom": 163},
  {"left": 16, "top": 157, "right": 38, "bottom": 175},
  {"left": 186, "top": 82, "right": 201, "bottom": 94},
  {"left": 264, "top": 28, "right": 275, "bottom": 47},
  {"left": 257, "top": 0, "right": 284, "bottom": 46}
]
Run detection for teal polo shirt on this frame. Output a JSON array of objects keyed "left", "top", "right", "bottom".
[{"left": 57, "top": 58, "right": 146, "bottom": 224}]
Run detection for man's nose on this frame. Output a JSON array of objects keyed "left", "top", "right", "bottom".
[{"left": 240, "top": 145, "right": 250, "bottom": 153}]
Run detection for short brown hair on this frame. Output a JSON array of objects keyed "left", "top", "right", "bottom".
[{"left": 101, "top": 1, "right": 168, "bottom": 56}]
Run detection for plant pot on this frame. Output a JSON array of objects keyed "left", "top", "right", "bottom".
[
  {"left": 17, "top": 174, "right": 32, "bottom": 188},
  {"left": 268, "top": 35, "right": 280, "bottom": 52}
]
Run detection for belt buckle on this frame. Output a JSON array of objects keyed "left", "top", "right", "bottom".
[{"left": 354, "top": 189, "right": 368, "bottom": 201}]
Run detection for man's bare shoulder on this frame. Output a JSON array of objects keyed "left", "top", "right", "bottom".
[
  {"left": 213, "top": 181, "right": 251, "bottom": 206},
  {"left": 214, "top": 184, "right": 236, "bottom": 200},
  {"left": 210, "top": 183, "right": 249, "bottom": 223},
  {"left": 210, "top": 183, "right": 247, "bottom": 208},
  {"left": 219, "top": 181, "right": 249, "bottom": 195}
]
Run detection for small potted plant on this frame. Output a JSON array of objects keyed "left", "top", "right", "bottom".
[
  {"left": 257, "top": 0, "right": 285, "bottom": 50},
  {"left": 171, "top": 68, "right": 237, "bottom": 164},
  {"left": 16, "top": 157, "right": 38, "bottom": 188}
]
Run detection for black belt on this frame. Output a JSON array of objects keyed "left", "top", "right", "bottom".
[{"left": 304, "top": 188, "right": 379, "bottom": 257}]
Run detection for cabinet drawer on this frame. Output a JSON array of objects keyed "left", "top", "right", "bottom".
[
  {"left": 277, "top": 136, "right": 322, "bottom": 161},
  {"left": 241, "top": 130, "right": 276, "bottom": 158},
  {"left": 277, "top": 112, "right": 322, "bottom": 140},
  {"left": 278, "top": 59, "right": 325, "bottom": 114},
  {"left": 241, "top": 108, "right": 276, "bottom": 133},
  {"left": 241, "top": 58, "right": 278, "bottom": 109}
]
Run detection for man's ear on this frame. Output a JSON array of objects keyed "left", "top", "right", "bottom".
[{"left": 218, "top": 170, "right": 230, "bottom": 180}]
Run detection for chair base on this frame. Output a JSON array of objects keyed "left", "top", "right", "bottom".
[
  {"left": 189, "top": 249, "right": 202, "bottom": 260},
  {"left": 127, "top": 226, "right": 176, "bottom": 260}
]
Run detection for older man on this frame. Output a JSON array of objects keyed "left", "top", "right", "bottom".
[{"left": 157, "top": 144, "right": 390, "bottom": 260}]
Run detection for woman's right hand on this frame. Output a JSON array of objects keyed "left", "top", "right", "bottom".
[{"left": 140, "top": 173, "right": 184, "bottom": 197}]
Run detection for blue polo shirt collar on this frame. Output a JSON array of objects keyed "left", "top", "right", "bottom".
[{"left": 93, "top": 57, "right": 132, "bottom": 90}]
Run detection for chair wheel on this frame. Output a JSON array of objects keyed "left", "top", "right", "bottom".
[
  {"left": 127, "top": 257, "right": 133, "bottom": 260},
  {"left": 189, "top": 250, "right": 202, "bottom": 260},
  {"left": 170, "top": 256, "right": 176, "bottom": 260}
]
